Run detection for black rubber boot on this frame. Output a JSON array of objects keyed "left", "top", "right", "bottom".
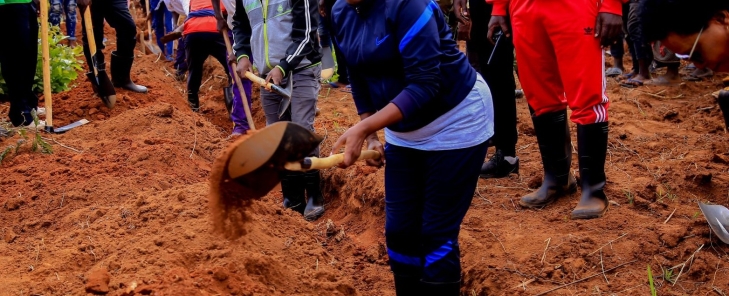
[
  {"left": 394, "top": 275, "right": 421, "bottom": 296},
  {"left": 480, "top": 149, "right": 519, "bottom": 179},
  {"left": 303, "top": 170, "right": 325, "bottom": 221},
  {"left": 187, "top": 92, "right": 200, "bottom": 112},
  {"left": 572, "top": 122, "right": 609, "bottom": 219},
  {"left": 111, "top": 51, "right": 148, "bottom": 93},
  {"left": 281, "top": 171, "right": 305, "bottom": 215},
  {"left": 520, "top": 110, "right": 577, "bottom": 208},
  {"left": 419, "top": 281, "right": 460, "bottom": 296}
]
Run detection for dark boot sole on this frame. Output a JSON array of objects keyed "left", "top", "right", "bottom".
[
  {"left": 304, "top": 207, "right": 325, "bottom": 221},
  {"left": 479, "top": 166, "right": 519, "bottom": 179},
  {"left": 571, "top": 202, "right": 609, "bottom": 220},
  {"left": 519, "top": 182, "right": 578, "bottom": 208}
]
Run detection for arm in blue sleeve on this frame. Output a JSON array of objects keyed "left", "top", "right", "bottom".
[
  {"left": 349, "top": 69, "right": 376, "bottom": 115},
  {"left": 389, "top": 0, "right": 442, "bottom": 120}
]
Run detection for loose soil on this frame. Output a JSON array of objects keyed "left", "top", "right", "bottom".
[{"left": 1, "top": 19, "right": 728, "bottom": 295}]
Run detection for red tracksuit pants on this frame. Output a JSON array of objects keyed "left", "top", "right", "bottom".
[{"left": 511, "top": 0, "right": 609, "bottom": 124}]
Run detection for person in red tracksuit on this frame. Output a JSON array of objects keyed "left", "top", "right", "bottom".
[{"left": 486, "top": 0, "right": 624, "bottom": 219}]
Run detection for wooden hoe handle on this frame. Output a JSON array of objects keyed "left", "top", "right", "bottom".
[{"left": 284, "top": 150, "right": 382, "bottom": 171}]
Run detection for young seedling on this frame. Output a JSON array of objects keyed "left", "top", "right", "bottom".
[
  {"left": 662, "top": 266, "right": 676, "bottom": 284},
  {"left": 648, "top": 264, "right": 657, "bottom": 296},
  {"left": 624, "top": 190, "right": 635, "bottom": 205}
]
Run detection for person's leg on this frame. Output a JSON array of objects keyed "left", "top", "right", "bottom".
[
  {"left": 626, "top": 0, "right": 652, "bottom": 84},
  {"left": 175, "top": 36, "right": 188, "bottom": 77},
  {"left": 64, "top": 0, "right": 77, "bottom": 46},
  {"left": 472, "top": 1, "right": 519, "bottom": 179},
  {"left": 185, "top": 33, "right": 206, "bottom": 111},
  {"left": 0, "top": 3, "right": 39, "bottom": 126},
  {"left": 511, "top": 3, "right": 575, "bottom": 207},
  {"left": 420, "top": 141, "right": 489, "bottom": 294},
  {"left": 213, "top": 32, "right": 253, "bottom": 134},
  {"left": 547, "top": 0, "right": 609, "bottom": 219},
  {"left": 164, "top": 8, "right": 174, "bottom": 58},
  {"left": 50, "top": 0, "right": 63, "bottom": 28},
  {"left": 384, "top": 143, "right": 426, "bottom": 294},
  {"left": 289, "top": 66, "right": 325, "bottom": 221},
  {"left": 103, "top": 0, "right": 147, "bottom": 92}
]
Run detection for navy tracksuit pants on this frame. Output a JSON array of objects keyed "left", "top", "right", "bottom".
[{"left": 384, "top": 141, "right": 489, "bottom": 283}]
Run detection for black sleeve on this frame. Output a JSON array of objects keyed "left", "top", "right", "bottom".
[
  {"left": 277, "top": 0, "right": 319, "bottom": 74},
  {"left": 231, "top": 0, "right": 253, "bottom": 60}
]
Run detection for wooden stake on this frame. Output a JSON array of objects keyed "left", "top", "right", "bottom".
[{"left": 40, "top": 0, "right": 53, "bottom": 128}]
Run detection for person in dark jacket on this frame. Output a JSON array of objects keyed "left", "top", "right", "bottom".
[
  {"left": 232, "top": 0, "right": 325, "bottom": 221},
  {"left": 330, "top": 0, "right": 494, "bottom": 294}
]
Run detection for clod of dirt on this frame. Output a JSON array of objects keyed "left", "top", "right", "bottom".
[
  {"left": 85, "top": 268, "right": 111, "bottom": 294},
  {"left": 658, "top": 225, "right": 687, "bottom": 248},
  {"left": 89, "top": 108, "right": 99, "bottom": 115},
  {"left": 212, "top": 267, "right": 229, "bottom": 281},
  {"left": 326, "top": 219, "right": 337, "bottom": 237},
  {"left": 3, "top": 229, "right": 18, "bottom": 243},
  {"left": 662, "top": 110, "right": 680, "bottom": 121},
  {"left": 712, "top": 153, "right": 729, "bottom": 164},
  {"left": 4, "top": 197, "right": 25, "bottom": 211},
  {"left": 153, "top": 104, "right": 174, "bottom": 118},
  {"left": 74, "top": 109, "right": 85, "bottom": 117}
]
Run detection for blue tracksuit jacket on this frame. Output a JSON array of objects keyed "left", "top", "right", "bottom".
[{"left": 331, "top": 0, "right": 477, "bottom": 133}]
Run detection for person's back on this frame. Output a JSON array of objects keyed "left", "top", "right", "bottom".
[{"left": 332, "top": 0, "right": 476, "bottom": 132}]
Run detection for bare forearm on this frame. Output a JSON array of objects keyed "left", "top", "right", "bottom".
[{"left": 357, "top": 103, "right": 403, "bottom": 138}]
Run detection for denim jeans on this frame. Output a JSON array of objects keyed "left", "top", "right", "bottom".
[{"left": 49, "top": 0, "right": 77, "bottom": 41}]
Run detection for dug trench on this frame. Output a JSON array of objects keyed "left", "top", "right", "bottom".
[{"left": 2, "top": 23, "right": 729, "bottom": 295}]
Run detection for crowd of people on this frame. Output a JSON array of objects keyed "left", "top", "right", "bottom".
[{"left": 1, "top": 0, "right": 729, "bottom": 294}]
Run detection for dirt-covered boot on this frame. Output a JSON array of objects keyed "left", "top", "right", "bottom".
[
  {"left": 281, "top": 171, "right": 305, "bottom": 215},
  {"left": 480, "top": 149, "right": 519, "bottom": 179},
  {"left": 111, "top": 51, "right": 148, "bottom": 93},
  {"left": 187, "top": 92, "right": 200, "bottom": 112},
  {"left": 520, "top": 110, "right": 577, "bottom": 208},
  {"left": 303, "top": 170, "right": 325, "bottom": 221},
  {"left": 572, "top": 122, "right": 609, "bottom": 219}
]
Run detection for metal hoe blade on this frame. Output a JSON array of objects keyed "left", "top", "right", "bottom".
[{"left": 698, "top": 202, "right": 729, "bottom": 244}]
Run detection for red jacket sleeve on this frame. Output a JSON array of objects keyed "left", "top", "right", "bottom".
[
  {"left": 485, "top": 0, "right": 508, "bottom": 16},
  {"left": 598, "top": 0, "right": 627, "bottom": 16}
]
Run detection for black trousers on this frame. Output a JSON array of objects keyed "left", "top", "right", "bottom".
[
  {"left": 466, "top": 0, "right": 517, "bottom": 157},
  {"left": 0, "top": 3, "right": 39, "bottom": 126},
  {"left": 185, "top": 32, "right": 229, "bottom": 94},
  {"left": 80, "top": 0, "right": 137, "bottom": 64}
]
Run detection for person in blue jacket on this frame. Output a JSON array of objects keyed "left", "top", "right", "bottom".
[{"left": 330, "top": 0, "right": 494, "bottom": 294}]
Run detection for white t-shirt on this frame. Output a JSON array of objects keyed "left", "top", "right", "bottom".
[
  {"left": 163, "top": 0, "right": 189, "bottom": 16},
  {"left": 221, "top": 0, "right": 235, "bottom": 28}
]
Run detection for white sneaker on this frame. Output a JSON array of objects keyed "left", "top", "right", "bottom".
[{"left": 36, "top": 108, "right": 46, "bottom": 116}]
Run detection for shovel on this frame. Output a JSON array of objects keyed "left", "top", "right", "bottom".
[
  {"left": 142, "top": 0, "right": 162, "bottom": 55},
  {"left": 698, "top": 202, "right": 729, "bottom": 244},
  {"left": 212, "top": 121, "right": 380, "bottom": 200},
  {"left": 82, "top": 6, "right": 116, "bottom": 109},
  {"left": 40, "top": 0, "right": 90, "bottom": 133}
]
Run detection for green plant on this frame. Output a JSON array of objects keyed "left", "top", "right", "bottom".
[
  {"left": 662, "top": 266, "right": 676, "bottom": 284},
  {"left": 656, "top": 183, "right": 678, "bottom": 203},
  {"left": 692, "top": 211, "right": 701, "bottom": 219},
  {"left": 648, "top": 264, "right": 657, "bottom": 296},
  {"left": 0, "top": 111, "right": 52, "bottom": 165},
  {"left": 0, "top": 25, "right": 83, "bottom": 96},
  {"left": 624, "top": 190, "right": 635, "bottom": 205}
]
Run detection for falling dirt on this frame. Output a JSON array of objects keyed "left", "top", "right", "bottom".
[{"left": 1, "top": 17, "right": 729, "bottom": 296}]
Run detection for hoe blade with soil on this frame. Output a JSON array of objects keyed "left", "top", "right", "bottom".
[
  {"left": 211, "top": 121, "right": 381, "bottom": 201},
  {"left": 698, "top": 202, "right": 729, "bottom": 244}
]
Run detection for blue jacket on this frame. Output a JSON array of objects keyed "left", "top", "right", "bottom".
[{"left": 331, "top": 0, "right": 477, "bottom": 132}]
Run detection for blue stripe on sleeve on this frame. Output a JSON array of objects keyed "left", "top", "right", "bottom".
[{"left": 398, "top": 1, "right": 439, "bottom": 52}]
